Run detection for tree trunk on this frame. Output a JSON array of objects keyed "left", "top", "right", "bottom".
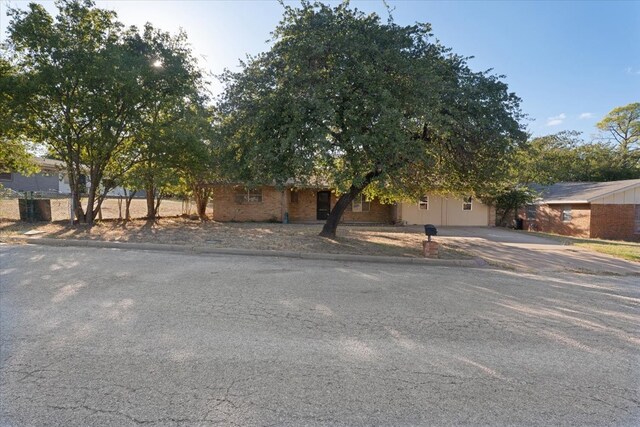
[
  {"left": 72, "top": 191, "right": 84, "bottom": 223},
  {"left": 125, "top": 190, "right": 136, "bottom": 221},
  {"left": 193, "top": 184, "right": 211, "bottom": 221},
  {"left": 319, "top": 190, "right": 358, "bottom": 238},
  {"left": 92, "top": 186, "right": 110, "bottom": 222},
  {"left": 145, "top": 184, "right": 156, "bottom": 219},
  {"left": 154, "top": 192, "right": 163, "bottom": 218},
  {"left": 319, "top": 170, "right": 381, "bottom": 238},
  {"left": 67, "top": 166, "right": 85, "bottom": 223},
  {"left": 84, "top": 177, "right": 97, "bottom": 225},
  {"left": 117, "top": 196, "right": 123, "bottom": 220}
]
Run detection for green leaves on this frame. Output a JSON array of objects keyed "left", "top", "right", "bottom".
[
  {"left": 220, "top": 1, "right": 526, "bottom": 204},
  {"left": 4, "top": 0, "right": 210, "bottom": 223},
  {"left": 597, "top": 102, "right": 640, "bottom": 170}
]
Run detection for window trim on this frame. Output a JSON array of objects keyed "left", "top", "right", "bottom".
[
  {"left": 234, "top": 188, "right": 263, "bottom": 204},
  {"left": 562, "top": 205, "right": 572, "bottom": 223},
  {"left": 419, "top": 196, "right": 429, "bottom": 210},
  {"left": 634, "top": 205, "right": 640, "bottom": 234},
  {"left": 462, "top": 196, "right": 473, "bottom": 211},
  {"left": 526, "top": 204, "right": 537, "bottom": 221},
  {"left": 352, "top": 194, "right": 370, "bottom": 212}
]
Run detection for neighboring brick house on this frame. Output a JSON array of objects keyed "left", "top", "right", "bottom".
[
  {"left": 522, "top": 179, "right": 640, "bottom": 241},
  {"left": 210, "top": 184, "right": 394, "bottom": 224}
]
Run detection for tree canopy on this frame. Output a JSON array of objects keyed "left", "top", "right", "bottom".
[
  {"left": 597, "top": 102, "right": 640, "bottom": 171},
  {"left": 0, "top": 58, "right": 38, "bottom": 176},
  {"left": 219, "top": 1, "right": 527, "bottom": 236},
  {"left": 3, "top": 0, "right": 208, "bottom": 223}
]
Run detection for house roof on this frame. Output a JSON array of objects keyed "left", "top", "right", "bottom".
[
  {"left": 533, "top": 179, "right": 640, "bottom": 204},
  {"left": 32, "top": 157, "right": 66, "bottom": 171}
]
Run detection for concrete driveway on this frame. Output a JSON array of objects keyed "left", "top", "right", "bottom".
[
  {"left": 1, "top": 244, "right": 639, "bottom": 425},
  {"left": 434, "top": 227, "right": 640, "bottom": 275}
]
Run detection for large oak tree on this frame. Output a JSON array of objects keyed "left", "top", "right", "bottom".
[{"left": 219, "top": 2, "right": 526, "bottom": 237}]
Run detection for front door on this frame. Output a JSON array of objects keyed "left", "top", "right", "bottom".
[{"left": 316, "top": 191, "right": 331, "bottom": 220}]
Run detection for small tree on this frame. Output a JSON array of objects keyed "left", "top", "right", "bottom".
[
  {"left": 597, "top": 103, "right": 640, "bottom": 172},
  {"left": 219, "top": 2, "right": 526, "bottom": 237},
  {"left": 174, "top": 105, "right": 218, "bottom": 221},
  {"left": 5, "top": 0, "right": 208, "bottom": 224},
  {"left": 0, "top": 59, "right": 38, "bottom": 176},
  {"left": 5, "top": 1, "right": 149, "bottom": 223}
]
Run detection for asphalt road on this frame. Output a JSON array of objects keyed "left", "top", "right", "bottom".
[{"left": 1, "top": 244, "right": 639, "bottom": 426}]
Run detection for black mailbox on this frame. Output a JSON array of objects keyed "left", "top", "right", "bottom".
[{"left": 424, "top": 224, "right": 437, "bottom": 241}]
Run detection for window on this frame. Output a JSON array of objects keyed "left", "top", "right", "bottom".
[
  {"left": 419, "top": 196, "right": 429, "bottom": 210},
  {"left": 234, "top": 188, "right": 262, "bottom": 204},
  {"left": 462, "top": 196, "right": 472, "bottom": 211},
  {"left": 290, "top": 191, "right": 299, "bottom": 204},
  {"left": 0, "top": 172, "right": 11, "bottom": 181},
  {"left": 562, "top": 205, "right": 572, "bottom": 222},
  {"left": 352, "top": 194, "right": 370, "bottom": 212},
  {"left": 635, "top": 205, "right": 640, "bottom": 234},
  {"left": 526, "top": 205, "right": 537, "bottom": 220}
]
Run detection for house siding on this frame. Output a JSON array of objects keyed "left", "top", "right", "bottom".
[
  {"left": 288, "top": 189, "right": 318, "bottom": 222},
  {"left": 0, "top": 171, "right": 60, "bottom": 193},
  {"left": 211, "top": 185, "right": 284, "bottom": 222},
  {"left": 397, "top": 195, "right": 492, "bottom": 226},
  {"left": 590, "top": 204, "right": 640, "bottom": 241},
  {"left": 288, "top": 189, "right": 393, "bottom": 223},
  {"left": 211, "top": 186, "right": 393, "bottom": 223},
  {"left": 527, "top": 203, "right": 591, "bottom": 238}
]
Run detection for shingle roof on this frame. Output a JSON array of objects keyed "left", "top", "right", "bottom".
[{"left": 533, "top": 179, "right": 640, "bottom": 204}]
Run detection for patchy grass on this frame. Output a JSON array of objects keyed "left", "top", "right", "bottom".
[
  {"left": 573, "top": 242, "right": 640, "bottom": 262},
  {"left": 0, "top": 218, "right": 472, "bottom": 259},
  {"left": 517, "top": 230, "right": 640, "bottom": 262}
]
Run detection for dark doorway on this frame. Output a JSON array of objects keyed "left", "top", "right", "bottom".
[{"left": 316, "top": 191, "right": 331, "bottom": 220}]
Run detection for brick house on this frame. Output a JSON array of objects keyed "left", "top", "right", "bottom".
[
  {"left": 211, "top": 184, "right": 495, "bottom": 226},
  {"left": 522, "top": 179, "right": 640, "bottom": 241},
  {"left": 210, "top": 184, "right": 394, "bottom": 223}
]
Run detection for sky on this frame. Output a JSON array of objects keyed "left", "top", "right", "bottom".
[{"left": 1, "top": 0, "right": 639, "bottom": 140}]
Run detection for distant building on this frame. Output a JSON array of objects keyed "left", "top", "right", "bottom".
[
  {"left": 1, "top": 158, "right": 69, "bottom": 194},
  {"left": 1, "top": 157, "right": 142, "bottom": 197}
]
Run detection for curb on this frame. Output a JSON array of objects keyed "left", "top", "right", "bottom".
[{"left": 9, "top": 237, "right": 486, "bottom": 268}]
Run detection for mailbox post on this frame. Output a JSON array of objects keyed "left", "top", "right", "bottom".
[{"left": 422, "top": 224, "right": 439, "bottom": 258}]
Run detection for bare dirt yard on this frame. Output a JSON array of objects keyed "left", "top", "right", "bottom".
[
  {"left": 0, "top": 217, "right": 469, "bottom": 259},
  {"left": 1, "top": 197, "right": 465, "bottom": 258},
  {"left": 0, "top": 197, "right": 187, "bottom": 221}
]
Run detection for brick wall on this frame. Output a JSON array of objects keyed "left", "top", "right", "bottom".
[
  {"left": 211, "top": 185, "right": 283, "bottom": 222},
  {"left": 530, "top": 203, "right": 591, "bottom": 238},
  {"left": 288, "top": 189, "right": 318, "bottom": 222},
  {"left": 288, "top": 189, "right": 393, "bottom": 223},
  {"left": 590, "top": 204, "right": 640, "bottom": 241},
  {"left": 340, "top": 194, "right": 393, "bottom": 223},
  {"left": 212, "top": 186, "right": 393, "bottom": 223}
]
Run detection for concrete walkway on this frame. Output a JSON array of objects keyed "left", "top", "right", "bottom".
[{"left": 435, "top": 227, "right": 640, "bottom": 275}]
